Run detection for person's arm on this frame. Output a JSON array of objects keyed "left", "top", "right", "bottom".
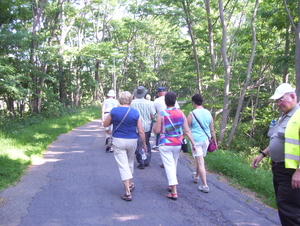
[
  {"left": 103, "top": 114, "right": 112, "bottom": 127},
  {"left": 252, "top": 147, "right": 269, "bottom": 169},
  {"left": 209, "top": 118, "right": 218, "bottom": 148},
  {"left": 101, "top": 101, "right": 106, "bottom": 122},
  {"left": 182, "top": 114, "right": 196, "bottom": 153},
  {"left": 137, "top": 117, "right": 147, "bottom": 152},
  {"left": 153, "top": 112, "right": 162, "bottom": 134},
  {"left": 291, "top": 127, "right": 300, "bottom": 189},
  {"left": 187, "top": 112, "right": 192, "bottom": 127}
]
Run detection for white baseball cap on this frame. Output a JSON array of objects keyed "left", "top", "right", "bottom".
[{"left": 269, "top": 83, "right": 295, "bottom": 100}]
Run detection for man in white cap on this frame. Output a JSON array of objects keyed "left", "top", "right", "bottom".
[
  {"left": 102, "top": 90, "right": 119, "bottom": 152},
  {"left": 131, "top": 86, "right": 156, "bottom": 169},
  {"left": 252, "top": 83, "right": 300, "bottom": 226}
]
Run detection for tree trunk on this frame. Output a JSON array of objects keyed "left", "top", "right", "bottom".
[
  {"left": 182, "top": 0, "right": 202, "bottom": 93},
  {"left": 218, "top": 0, "right": 231, "bottom": 143},
  {"left": 282, "top": 22, "right": 290, "bottom": 83},
  {"left": 31, "top": 0, "right": 47, "bottom": 113},
  {"left": 226, "top": 0, "right": 259, "bottom": 146},
  {"left": 283, "top": 0, "right": 300, "bottom": 101},
  {"left": 205, "top": 0, "right": 217, "bottom": 80}
]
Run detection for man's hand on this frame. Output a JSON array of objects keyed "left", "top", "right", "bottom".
[
  {"left": 292, "top": 169, "right": 300, "bottom": 189},
  {"left": 252, "top": 155, "right": 263, "bottom": 169}
]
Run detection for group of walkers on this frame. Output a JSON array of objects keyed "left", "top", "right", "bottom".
[
  {"left": 102, "top": 87, "right": 217, "bottom": 202},
  {"left": 102, "top": 82, "right": 300, "bottom": 226}
]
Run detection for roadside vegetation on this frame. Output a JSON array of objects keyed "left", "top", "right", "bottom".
[
  {"left": 0, "top": 102, "right": 276, "bottom": 209},
  {"left": 0, "top": 104, "right": 100, "bottom": 191}
]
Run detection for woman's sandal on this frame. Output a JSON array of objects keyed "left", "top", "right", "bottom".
[
  {"left": 129, "top": 183, "right": 135, "bottom": 192},
  {"left": 121, "top": 194, "right": 132, "bottom": 202},
  {"left": 167, "top": 193, "right": 178, "bottom": 200}
]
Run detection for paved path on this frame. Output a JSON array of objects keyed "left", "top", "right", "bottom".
[{"left": 0, "top": 119, "right": 280, "bottom": 226}]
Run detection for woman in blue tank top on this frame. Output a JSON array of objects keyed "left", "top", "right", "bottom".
[
  {"left": 187, "top": 94, "right": 218, "bottom": 193},
  {"left": 103, "top": 91, "right": 147, "bottom": 202}
]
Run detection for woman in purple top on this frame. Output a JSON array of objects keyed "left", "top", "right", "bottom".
[{"left": 103, "top": 91, "right": 147, "bottom": 202}]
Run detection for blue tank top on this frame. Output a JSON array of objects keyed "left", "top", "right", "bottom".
[
  {"left": 110, "top": 107, "right": 139, "bottom": 139},
  {"left": 190, "top": 109, "right": 212, "bottom": 142}
]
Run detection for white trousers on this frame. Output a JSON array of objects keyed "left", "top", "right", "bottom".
[
  {"left": 113, "top": 137, "right": 138, "bottom": 181},
  {"left": 159, "top": 145, "right": 181, "bottom": 186}
]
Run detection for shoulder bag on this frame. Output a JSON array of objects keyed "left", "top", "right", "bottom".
[
  {"left": 191, "top": 111, "right": 217, "bottom": 153},
  {"left": 106, "top": 108, "right": 131, "bottom": 151}
]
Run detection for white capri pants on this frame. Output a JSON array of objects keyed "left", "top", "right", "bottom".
[
  {"left": 159, "top": 145, "right": 181, "bottom": 186},
  {"left": 112, "top": 137, "right": 138, "bottom": 181}
]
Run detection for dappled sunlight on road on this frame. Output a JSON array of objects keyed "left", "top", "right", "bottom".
[{"left": 112, "top": 214, "right": 143, "bottom": 221}]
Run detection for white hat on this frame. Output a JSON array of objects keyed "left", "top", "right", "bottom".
[
  {"left": 269, "top": 83, "right": 295, "bottom": 100},
  {"left": 107, "top": 90, "right": 116, "bottom": 97}
]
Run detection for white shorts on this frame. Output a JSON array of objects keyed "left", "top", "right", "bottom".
[{"left": 191, "top": 140, "right": 209, "bottom": 157}]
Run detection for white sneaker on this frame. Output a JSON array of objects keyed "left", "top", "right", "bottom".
[
  {"left": 198, "top": 185, "right": 209, "bottom": 193},
  {"left": 192, "top": 172, "right": 199, "bottom": 184}
]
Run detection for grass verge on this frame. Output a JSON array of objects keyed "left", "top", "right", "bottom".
[
  {"left": 0, "top": 105, "right": 100, "bottom": 191},
  {"left": 205, "top": 150, "right": 276, "bottom": 208}
]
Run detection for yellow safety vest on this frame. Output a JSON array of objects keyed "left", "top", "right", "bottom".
[{"left": 284, "top": 108, "right": 300, "bottom": 169}]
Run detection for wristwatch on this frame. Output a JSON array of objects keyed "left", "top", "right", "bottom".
[{"left": 259, "top": 151, "right": 266, "bottom": 157}]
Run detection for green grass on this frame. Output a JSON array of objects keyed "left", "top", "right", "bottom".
[
  {"left": 205, "top": 150, "right": 276, "bottom": 208},
  {"left": 0, "top": 105, "right": 100, "bottom": 191}
]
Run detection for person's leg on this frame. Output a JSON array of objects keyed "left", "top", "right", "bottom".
[
  {"left": 135, "top": 137, "right": 144, "bottom": 169},
  {"left": 160, "top": 146, "right": 179, "bottom": 186},
  {"left": 113, "top": 138, "right": 137, "bottom": 201},
  {"left": 195, "top": 155, "right": 207, "bottom": 186},
  {"left": 160, "top": 145, "right": 180, "bottom": 200},
  {"left": 144, "top": 131, "right": 151, "bottom": 166},
  {"left": 273, "top": 164, "right": 300, "bottom": 226},
  {"left": 126, "top": 139, "right": 137, "bottom": 174}
]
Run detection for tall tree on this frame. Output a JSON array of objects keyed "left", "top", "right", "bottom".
[{"left": 218, "top": 0, "right": 231, "bottom": 143}]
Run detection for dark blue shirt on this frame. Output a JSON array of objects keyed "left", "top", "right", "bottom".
[{"left": 110, "top": 107, "right": 139, "bottom": 139}]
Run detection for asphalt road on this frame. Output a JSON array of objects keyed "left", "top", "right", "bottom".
[{"left": 0, "top": 119, "right": 281, "bottom": 226}]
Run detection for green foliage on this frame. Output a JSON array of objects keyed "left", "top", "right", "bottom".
[{"left": 206, "top": 150, "right": 276, "bottom": 208}]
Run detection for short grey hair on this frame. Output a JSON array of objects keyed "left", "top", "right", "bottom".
[{"left": 118, "top": 91, "right": 133, "bottom": 105}]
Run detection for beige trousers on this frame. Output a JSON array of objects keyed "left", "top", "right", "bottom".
[{"left": 113, "top": 137, "right": 138, "bottom": 181}]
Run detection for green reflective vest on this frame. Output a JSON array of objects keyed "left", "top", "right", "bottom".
[{"left": 285, "top": 108, "right": 300, "bottom": 169}]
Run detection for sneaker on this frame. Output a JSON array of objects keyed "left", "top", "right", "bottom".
[
  {"left": 160, "top": 163, "right": 164, "bottom": 168},
  {"left": 137, "top": 164, "right": 145, "bottom": 170},
  {"left": 152, "top": 145, "right": 159, "bottom": 150},
  {"left": 192, "top": 172, "right": 199, "bottom": 184},
  {"left": 198, "top": 185, "right": 209, "bottom": 193},
  {"left": 105, "top": 145, "right": 111, "bottom": 152}
]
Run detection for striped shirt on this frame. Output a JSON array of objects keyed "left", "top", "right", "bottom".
[
  {"left": 130, "top": 98, "right": 156, "bottom": 132},
  {"left": 160, "top": 108, "right": 184, "bottom": 146}
]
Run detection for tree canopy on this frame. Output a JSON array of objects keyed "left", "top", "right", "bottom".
[{"left": 0, "top": 0, "right": 299, "bottom": 149}]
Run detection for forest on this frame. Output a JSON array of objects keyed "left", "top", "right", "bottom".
[{"left": 0, "top": 0, "right": 299, "bottom": 150}]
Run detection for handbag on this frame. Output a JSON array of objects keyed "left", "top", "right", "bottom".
[
  {"left": 165, "top": 112, "right": 188, "bottom": 153},
  {"left": 181, "top": 138, "right": 188, "bottom": 153},
  {"left": 192, "top": 111, "right": 217, "bottom": 153},
  {"left": 105, "top": 108, "right": 131, "bottom": 151}
]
